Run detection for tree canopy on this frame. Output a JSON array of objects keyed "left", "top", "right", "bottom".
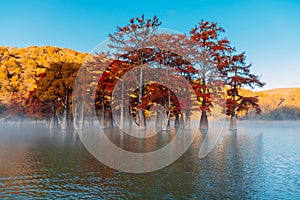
[{"left": 0, "top": 16, "right": 268, "bottom": 130}]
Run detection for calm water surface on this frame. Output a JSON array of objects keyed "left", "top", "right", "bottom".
[{"left": 0, "top": 121, "right": 299, "bottom": 199}]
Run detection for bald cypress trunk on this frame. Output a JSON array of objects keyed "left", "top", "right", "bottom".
[
  {"left": 49, "top": 100, "right": 58, "bottom": 129},
  {"left": 230, "top": 70, "right": 238, "bottom": 131},
  {"left": 229, "top": 90, "right": 237, "bottom": 130},
  {"left": 100, "top": 97, "right": 105, "bottom": 129},
  {"left": 200, "top": 81, "right": 209, "bottom": 130},
  {"left": 185, "top": 110, "right": 191, "bottom": 130},
  {"left": 179, "top": 113, "right": 184, "bottom": 127},
  {"left": 155, "top": 109, "right": 161, "bottom": 128},
  {"left": 137, "top": 68, "right": 145, "bottom": 130},
  {"left": 174, "top": 112, "right": 180, "bottom": 128},
  {"left": 119, "top": 80, "right": 124, "bottom": 130},
  {"left": 229, "top": 115, "right": 237, "bottom": 130},
  {"left": 61, "top": 88, "right": 69, "bottom": 130},
  {"left": 200, "top": 109, "right": 209, "bottom": 130},
  {"left": 17, "top": 117, "right": 22, "bottom": 127}
]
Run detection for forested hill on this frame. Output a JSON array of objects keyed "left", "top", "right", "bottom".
[
  {"left": 262, "top": 88, "right": 299, "bottom": 97},
  {"left": 241, "top": 88, "right": 300, "bottom": 120},
  {"left": 0, "top": 45, "right": 87, "bottom": 104},
  {"left": 0, "top": 46, "right": 299, "bottom": 121}
]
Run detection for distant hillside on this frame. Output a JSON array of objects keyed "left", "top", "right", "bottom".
[
  {"left": 262, "top": 88, "right": 299, "bottom": 97},
  {"left": 244, "top": 87, "right": 300, "bottom": 120}
]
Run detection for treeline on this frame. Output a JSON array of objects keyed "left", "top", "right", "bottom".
[
  {"left": 0, "top": 46, "right": 87, "bottom": 126},
  {"left": 0, "top": 15, "right": 265, "bottom": 130},
  {"left": 237, "top": 88, "right": 300, "bottom": 120}
]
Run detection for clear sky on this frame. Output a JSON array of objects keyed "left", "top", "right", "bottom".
[{"left": 0, "top": 0, "right": 299, "bottom": 90}]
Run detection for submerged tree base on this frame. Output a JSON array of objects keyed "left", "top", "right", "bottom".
[
  {"left": 199, "top": 111, "right": 209, "bottom": 131},
  {"left": 229, "top": 116, "right": 237, "bottom": 130}
]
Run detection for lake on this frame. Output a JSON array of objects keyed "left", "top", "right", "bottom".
[{"left": 0, "top": 120, "right": 299, "bottom": 199}]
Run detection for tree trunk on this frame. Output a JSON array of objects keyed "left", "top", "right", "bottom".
[
  {"left": 91, "top": 108, "right": 94, "bottom": 127},
  {"left": 229, "top": 115, "right": 237, "bottom": 130},
  {"left": 49, "top": 100, "right": 58, "bottom": 129},
  {"left": 61, "top": 88, "right": 69, "bottom": 130},
  {"left": 162, "top": 114, "right": 169, "bottom": 131},
  {"left": 156, "top": 105, "right": 170, "bottom": 131},
  {"left": 107, "top": 110, "right": 113, "bottom": 128},
  {"left": 179, "top": 113, "right": 184, "bottom": 127},
  {"left": 80, "top": 98, "right": 84, "bottom": 128},
  {"left": 174, "top": 112, "right": 179, "bottom": 128},
  {"left": 74, "top": 98, "right": 84, "bottom": 130},
  {"left": 155, "top": 109, "right": 161, "bottom": 128},
  {"left": 163, "top": 68, "right": 171, "bottom": 131},
  {"left": 230, "top": 69, "right": 238, "bottom": 131},
  {"left": 200, "top": 97, "right": 209, "bottom": 130},
  {"left": 185, "top": 110, "right": 191, "bottom": 130},
  {"left": 185, "top": 76, "right": 191, "bottom": 130},
  {"left": 200, "top": 110, "right": 209, "bottom": 130},
  {"left": 137, "top": 68, "right": 145, "bottom": 130},
  {"left": 17, "top": 117, "right": 22, "bottom": 127},
  {"left": 119, "top": 80, "right": 124, "bottom": 130},
  {"left": 128, "top": 107, "right": 133, "bottom": 128},
  {"left": 100, "top": 97, "right": 105, "bottom": 129},
  {"left": 165, "top": 89, "right": 171, "bottom": 130},
  {"left": 245, "top": 110, "right": 249, "bottom": 119},
  {"left": 161, "top": 111, "right": 169, "bottom": 131}
]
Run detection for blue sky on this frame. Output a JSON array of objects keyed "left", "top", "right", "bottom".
[{"left": 0, "top": 0, "right": 299, "bottom": 90}]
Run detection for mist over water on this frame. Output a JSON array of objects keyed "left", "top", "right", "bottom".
[{"left": 0, "top": 120, "right": 299, "bottom": 199}]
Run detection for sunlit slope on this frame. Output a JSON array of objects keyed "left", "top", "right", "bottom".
[
  {"left": 244, "top": 88, "right": 300, "bottom": 119},
  {"left": 262, "top": 88, "right": 299, "bottom": 97}
]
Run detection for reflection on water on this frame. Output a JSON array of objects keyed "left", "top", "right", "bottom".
[{"left": 0, "top": 121, "right": 300, "bottom": 199}]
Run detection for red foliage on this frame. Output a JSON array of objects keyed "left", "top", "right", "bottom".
[
  {"left": 25, "top": 89, "right": 52, "bottom": 119},
  {"left": 224, "top": 52, "right": 265, "bottom": 117}
]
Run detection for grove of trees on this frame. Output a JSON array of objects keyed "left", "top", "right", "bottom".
[{"left": 0, "top": 15, "right": 265, "bottom": 130}]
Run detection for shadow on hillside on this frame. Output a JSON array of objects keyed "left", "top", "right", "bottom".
[{"left": 259, "top": 106, "right": 300, "bottom": 120}]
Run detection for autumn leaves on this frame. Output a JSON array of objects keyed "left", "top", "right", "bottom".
[
  {"left": 100, "top": 15, "right": 264, "bottom": 130},
  {"left": 0, "top": 15, "right": 264, "bottom": 130},
  {"left": 0, "top": 46, "right": 86, "bottom": 126}
]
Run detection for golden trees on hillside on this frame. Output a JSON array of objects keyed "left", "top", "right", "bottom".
[
  {"left": 0, "top": 17, "right": 275, "bottom": 130},
  {"left": 0, "top": 46, "right": 87, "bottom": 127}
]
